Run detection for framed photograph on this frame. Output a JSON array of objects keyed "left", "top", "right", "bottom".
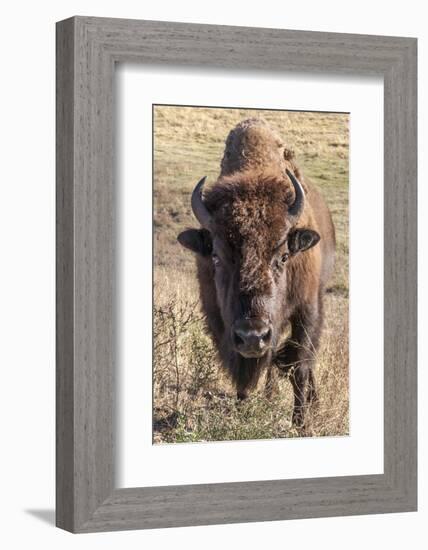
[
  {"left": 56, "top": 17, "right": 417, "bottom": 532},
  {"left": 151, "top": 104, "right": 350, "bottom": 445}
]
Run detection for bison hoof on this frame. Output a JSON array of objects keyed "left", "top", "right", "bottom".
[
  {"left": 237, "top": 391, "right": 248, "bottom": 401},
  {"left": 292, "top": 410, "right": 305, "bottom": 428}
]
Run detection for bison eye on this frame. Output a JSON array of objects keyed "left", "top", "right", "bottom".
[
  {"left": 281, "top": 253, "right": 289, "bottom": 263},
  {"left": 212, "top": 253, "right": 221, "bottom": 267}
]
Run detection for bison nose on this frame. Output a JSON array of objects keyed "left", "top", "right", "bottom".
[{"left": 233, "top": 319, "right": 272, "bottom": 358}]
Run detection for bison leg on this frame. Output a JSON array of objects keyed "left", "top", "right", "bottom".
[
  {"left": 276, "top": 302, "right": 322, "bottom": 427},
  {"left": 265, "top": 366, "right": 279, "bottom": 399},
  {"left": 235, "top": 366, "right": 252, "bottom": 401},
  {"left": 290, "top": 363, "right": 310, "bottom": 427},
  {"left": 307, "top": 367, "right": 318, "bottom": 405}
]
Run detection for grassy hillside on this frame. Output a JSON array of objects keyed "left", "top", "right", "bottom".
[{"left": 153, "top": 105, "right": 349, "bottom": 443}]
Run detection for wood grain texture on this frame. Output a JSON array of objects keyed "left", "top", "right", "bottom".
[
  {"left": 56, "top": 17, "right": 75, "bottom": 532},
  {"left": 56, "top": 16, "right": 417, "bottom": 533}
]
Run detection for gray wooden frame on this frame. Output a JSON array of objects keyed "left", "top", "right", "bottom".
[{"left": 56, "top": 16, "right": 417, "bottom": 533}]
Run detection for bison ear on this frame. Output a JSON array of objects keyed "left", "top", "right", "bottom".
[
  {"left": 177, "top": 228, "right": 213, "bottom": 257},
  {"left": 288, "top": 229, "right": 320, "bottom": 255}
]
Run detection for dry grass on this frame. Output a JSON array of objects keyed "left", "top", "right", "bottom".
[{"left": 153, "top": 105, "right": 349, "bottom": 443}]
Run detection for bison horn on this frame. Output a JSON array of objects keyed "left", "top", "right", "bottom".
[
  {"left": 191, "top": 176, "right": 211, "bottom": 228},
  {"left": 286, "top": 169, "right": 305, "bottom": 220}
]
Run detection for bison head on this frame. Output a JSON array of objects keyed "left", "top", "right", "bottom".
[{"left": 178, "top": 169, "right": 320, "bottom": 394}]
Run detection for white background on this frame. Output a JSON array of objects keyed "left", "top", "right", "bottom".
[
  {"left": 118, "top": 67, "right": 384, "bottom": 487},
  {"left": 0, "top": 1, "right": 425, "bottom": 548}
]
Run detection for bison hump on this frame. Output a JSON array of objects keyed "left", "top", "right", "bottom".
[{"left": 220, "top": 118, "right": 294, "bottom": 176}]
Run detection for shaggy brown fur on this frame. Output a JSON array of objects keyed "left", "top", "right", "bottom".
[
  {"left": 220, "top": 118, "right": 297, "bottom": 176},
  {"left": 178, "top": 118, "right": 336, "bottom": 426}
]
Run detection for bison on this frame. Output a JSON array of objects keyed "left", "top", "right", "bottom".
[{"left": 177, "top": 118, "right": 335, "bottom": 426}]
